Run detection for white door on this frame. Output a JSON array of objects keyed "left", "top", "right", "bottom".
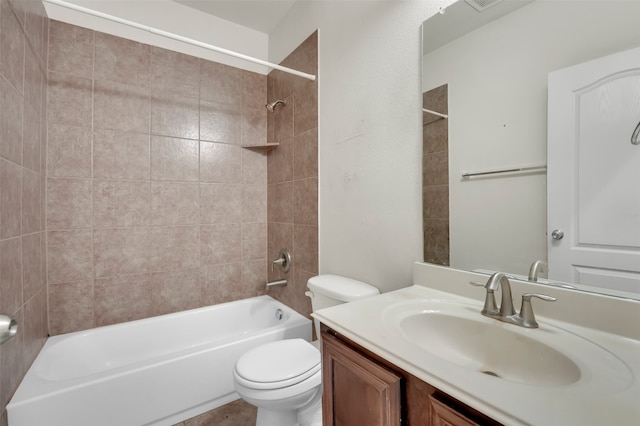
[{"left": 547, "top": 46, "right": 640, "bottom": 295}]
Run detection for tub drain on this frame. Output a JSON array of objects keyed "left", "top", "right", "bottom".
[
  {"left": 275, "top": 309, "right": 283, "bottom": 320},
  {"left": 481, "top": 370, "right": 500, "bottom": 378}
]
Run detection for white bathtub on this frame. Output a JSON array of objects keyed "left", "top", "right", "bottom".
[{"left": 8, "top": 296, "right": 311, "bottom": 426}]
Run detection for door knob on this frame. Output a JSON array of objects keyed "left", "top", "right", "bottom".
[{"left": 551, "top": 229, "right": 564, "bottom": 240}]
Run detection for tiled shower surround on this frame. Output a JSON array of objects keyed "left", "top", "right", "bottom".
[
  {"left": 265, "top": 32, "right": 318, "bottom": 320},
  {"left": 0, "top": 7, "right": 317, "bottom": 421},
  {"left": 46, "top": 22, "right": 318, "bottom": 337},
  {"left": 0, "top": 0, "right": 49, "bottom": 423},
  {"left": 46, "top": 20, "right": 271, "bottom": 334}
]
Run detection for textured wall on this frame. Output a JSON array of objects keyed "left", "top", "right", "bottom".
[
  {"left": 0, "top": 0, "right": 49, "bottom": 422},
  {"left": 265, "top": 32, "right": 318, "bottom": 318},
  {"left": 268, "top": 1, "right": 454, "bottom": 293},
  {"left": 46, "top": 20, "right": 270, "bottom": 335}
]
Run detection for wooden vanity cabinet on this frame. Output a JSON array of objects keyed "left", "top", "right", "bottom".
[
  {"left": 322, "top": 329, "right": 402, "bottom": 425},
  {"left": 429, "top": 395, "right": 483, "bottom": 426},
  {"left": 321, "top": 327, "right": 501, "bottom": 426}
]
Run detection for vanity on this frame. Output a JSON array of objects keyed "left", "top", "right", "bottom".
[
  {"left": 321, "top": 327, "right": 500, "bottom": 426},
  {"left": 313, "top": 263, "right": 640, "bottom": 425}
]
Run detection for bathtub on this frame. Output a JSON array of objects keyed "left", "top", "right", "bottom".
[{"left": 8, "top": 296, "right": 311, "bottom": 426}]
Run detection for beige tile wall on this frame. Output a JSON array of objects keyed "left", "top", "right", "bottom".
[
  {"left": 0, "top": 0, "right": 49, "bottom": 422},
  {"left": 2, "top": 18, "right": 319, "bottom": 426},
  {"left": 423, "top": 84, "right": 449, "bottom": 266},
  {"left": 174, "top": 27, "right": 318, "bottom": 426},
  {"left": 180, "top": 34, "right": 318, "bottom": 424},
  {"left": 46, "top": 20, "right": 270, "bottom": 335},
  {"left": 266, "top": 32, "right": 319, "bottom": 319}
]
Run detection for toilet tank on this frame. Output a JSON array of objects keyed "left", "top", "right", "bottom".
[{"left": 306, "top": 275, "right": 379, "bottom": 339}]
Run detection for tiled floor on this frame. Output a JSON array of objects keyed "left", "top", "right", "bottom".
[{"left": 173, "top": 399, "right": 257, "bottom": 426}]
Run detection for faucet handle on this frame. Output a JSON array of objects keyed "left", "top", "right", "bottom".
[
  {"left": 469, "top": 281, "right": 499, "bottom": 315},
  {"left": 523, "top": 293, "right": 556, "bottom": 302},
  {"left": 271, "top": 249, "right": 292, "bottom": 273},
  {"left": 517, "top": 293, "right": 557, "bottom": 328}
]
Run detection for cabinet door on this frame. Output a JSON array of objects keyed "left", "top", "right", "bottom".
[
  {"left": 430, "top": 396, "right": 482, "bottom": 426},
  {"left": 322, "top": 331, "right": 402, "bottom": 426}
]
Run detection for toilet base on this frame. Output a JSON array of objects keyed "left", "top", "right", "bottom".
[
  {"left": 297, "top": 395, "right": 322, "bottom": 426},
  {"left": 256, "top": 407, "right": 297, "bottom": 426},
  {"left": 255, "top": 397, "right": 322, "bottom": 426}
]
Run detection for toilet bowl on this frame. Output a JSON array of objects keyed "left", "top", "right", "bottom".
[
  {"left": 233, "top": 339, "right": 322, "bottom": 426},
  {"left": 233, "top": 275, "right": 379, "bottom": 426}
]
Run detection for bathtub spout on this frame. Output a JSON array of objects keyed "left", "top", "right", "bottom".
[{"left": 266, "top": 279, "right": 287, "bottom": 288}]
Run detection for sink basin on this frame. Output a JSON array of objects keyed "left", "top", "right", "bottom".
[
  {"left": 383, "top": 300, "right": 632, "bottom": 389},
  {"left": 399, "top": 310, "right": 580, "bottom": 386}
]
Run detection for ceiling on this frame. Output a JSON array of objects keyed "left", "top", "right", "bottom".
[
  {"left": 422, "top": 0, "right": 533, "bottom": 54},
  {"left": 171, "top": 0, "right": 298, "bottom": 34}
]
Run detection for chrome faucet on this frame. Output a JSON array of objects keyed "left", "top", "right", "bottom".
[
  {"left": 482, "top": 272, "right": 515, "bottom": 318},
  {"left": 472, "top": 272, "right": 557, "bottom": 328},
  {"left": 528, "top": 260, "right": 547, "bottom": 282}
]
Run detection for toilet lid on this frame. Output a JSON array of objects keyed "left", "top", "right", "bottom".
[{"left": 235, "top": 339, "right": 320, "bottom": 388}]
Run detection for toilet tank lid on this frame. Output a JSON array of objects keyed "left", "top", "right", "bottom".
[{"left": 307, "top": 274, "right": 379, "bottom": 302}]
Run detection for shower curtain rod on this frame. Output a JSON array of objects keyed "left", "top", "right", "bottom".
[
  {"left": 44, "top": 0, "right": 317, "bottom": 81},
  {"left": 461, "top": 164, "right": 547, "bottom": 179}
]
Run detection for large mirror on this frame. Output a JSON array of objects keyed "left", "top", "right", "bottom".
[{"left": 421, "top": 0, "right": 640, "bottom": 299}]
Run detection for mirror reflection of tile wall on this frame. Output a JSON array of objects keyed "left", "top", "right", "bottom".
[{"left": 423, "top": 85, "right": 449, "bottom": 266}]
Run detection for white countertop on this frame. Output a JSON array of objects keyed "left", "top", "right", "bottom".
[{"left": 313, "top": 284, "right": 640, "bottom": 425}]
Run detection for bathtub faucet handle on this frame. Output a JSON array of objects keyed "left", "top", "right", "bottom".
[{"left": 271, "top": 249, "right": 292, "bottom": 273}]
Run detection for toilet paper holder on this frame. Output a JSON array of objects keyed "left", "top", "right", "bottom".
[{"left": 0, "top": 315, "right": 18, "bottom": 346}]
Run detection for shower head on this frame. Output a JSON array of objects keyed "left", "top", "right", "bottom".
[{"left": 266, "top": 99, "right": 287, "bottom": 112}]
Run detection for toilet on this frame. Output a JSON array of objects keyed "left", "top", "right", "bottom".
[{"left": 233, "top": 275, "right": 379, "bottom": 426}]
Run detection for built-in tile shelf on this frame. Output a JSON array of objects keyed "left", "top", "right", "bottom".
[{"left": 242, "top": 143, "right": 279, "bottom": 150}]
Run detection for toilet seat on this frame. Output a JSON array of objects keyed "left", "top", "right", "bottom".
[{"left": 234, "top": 339, "right": 320, "bottom": 390}]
